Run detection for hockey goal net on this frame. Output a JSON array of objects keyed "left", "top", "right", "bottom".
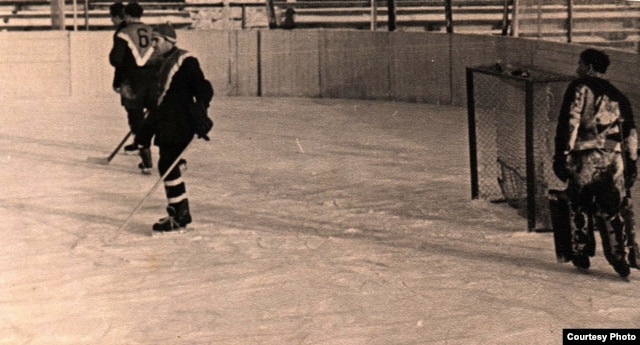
[{"left": 466, "top": 64, "right": 573, "bottom": 231}]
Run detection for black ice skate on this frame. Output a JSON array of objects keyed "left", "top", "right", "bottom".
[
  {"left": 572, "top": 254, "right": 590, "bottom": 271},
  {"left": 123, "top": 142, "right": 139, "bottom": 155},
  {"left": 153, "top": 213, "right": 182, "bottom": 232},
  {"left": 153, "top": 199, "right": 192, "bottom": 232},
  {"left": 138, "top": 163, "right": 152, "bottom": 175},
  {"left": 138, "top": 147, "right": 153, "bottom": 175}
]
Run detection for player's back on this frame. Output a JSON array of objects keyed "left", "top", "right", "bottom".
[{"left": 116, "top": 22, "right": 155, "bottom": 69}]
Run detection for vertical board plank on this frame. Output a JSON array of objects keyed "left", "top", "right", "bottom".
[
  {"left": 260, "top": 30, "right": 320, "bottom": 97},
  {"left": 319, "top": 30, "right": 391, "bottom": 100},
  {"left": 233, "top": 30, "right": 259, "bottom": 97},
  {"left": 391, "top": 32, "right": 450, "bottom": 104}
]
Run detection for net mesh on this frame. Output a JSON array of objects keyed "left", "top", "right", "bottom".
[{"left": 469, "top": 64, "right": 572, "bottom": 229}]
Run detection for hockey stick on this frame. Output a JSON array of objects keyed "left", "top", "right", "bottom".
[
  {"left": 87, "top": 131, "right": 132, "bottom": 165},
  {"left": 87, "top": 110, "right": 149, "bottom": 165},
  {"left": 110, "top": 139, "right": 194, "bottom": 241}
]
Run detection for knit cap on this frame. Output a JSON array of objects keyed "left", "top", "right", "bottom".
[{"left": 153, "top": 23, "right": 177, "bottom": 44}]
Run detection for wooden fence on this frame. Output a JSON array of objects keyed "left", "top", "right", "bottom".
[{"left": 2, "top": 29, "right": 640, "bottom": 111}]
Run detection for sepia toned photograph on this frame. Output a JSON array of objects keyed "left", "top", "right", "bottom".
[{"left": 2, "top": 0, "right": 640, "bottom": 343}]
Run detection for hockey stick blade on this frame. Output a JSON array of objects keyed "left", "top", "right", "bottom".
[
  {"left": 87, "top": 156, "right": 110, "bottom": 165},
  {"left": 89, "top": 130, "right": 136, "bottom": 166}
]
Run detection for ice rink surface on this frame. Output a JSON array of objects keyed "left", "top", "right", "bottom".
[{"left": 1, "top": 96, "right": 639, "bottom": 344}]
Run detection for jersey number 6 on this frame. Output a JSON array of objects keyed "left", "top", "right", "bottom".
[{"left": 138, "top": 28, "right": 150, "bottom": 48}]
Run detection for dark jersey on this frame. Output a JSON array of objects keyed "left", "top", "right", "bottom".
[
  {"left": 109, "top": 21, "right": 156, "bottom": 88},
  {"left": 138, "top": 47, "right": 213, "bottom": 147}
]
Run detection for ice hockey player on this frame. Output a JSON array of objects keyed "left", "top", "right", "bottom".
[
  {"left": 553, "top": 48, "right": 639, "bottom": 278},
  {"left": 109, "top": 2, "right": 160, "bottom": 174},
  {"left": 109, "top": 2, "right": 126, "bottom": 90},
  {"left": 135, "top": 23, "right": 214, "bottom": 232}
]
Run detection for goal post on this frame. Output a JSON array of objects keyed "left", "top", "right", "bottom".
[{"left": 466, "top": 64, "right": 574, "bottom": 231}]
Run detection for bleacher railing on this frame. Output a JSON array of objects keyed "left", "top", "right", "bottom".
[{"left": 1, "top": 0, "right": 639, "bottom": 52}]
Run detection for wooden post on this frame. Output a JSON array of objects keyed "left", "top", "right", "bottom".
[
  {"left": 567, "top": 0, "right": 573, "bottom": 43},
  {"left": 537, "top": 0, "right": 542, "bottom": 38},
  {"left": 444, "top": 0, "right": 453, "bottom": 33},
  {"left": 387, "top": 0, "right": 396, "bottom": 32},
  {"left": 84, "top": 0, "right": 89, "bottom": 30},
  {"left": 370, "top": 0, "right": 377, "bottom": 31},
  {"left": 511, "top": 0, "right": 519, "bottom": 37},
  {"left": 50, "top": 0, "right": 65, "bottom": 30},
  {"left": 501, "top": 0, "right": 509, "bottom": 35},
  {"left": 266, "top": 0, "right": 278, "bottom": 29},
  {"left": 241, "top": 4, "right": 246, "bottom": 29},
  {"left": 72, "top": 0, "right": 78, "bottom": 31}
]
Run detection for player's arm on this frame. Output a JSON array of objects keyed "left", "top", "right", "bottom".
[
  {"left": 109, "top": 36, "right": 128, "bottom": 68},
  {"left": 554, "top": 82, "right": 585, "bottom": 181},
  {"left": 618, "top": 93, "right": 638, "bottom": 188},
  {"left": 556, "top": 82, "right": 584, "bottom": 156},
  {"left": 112, "top": 67, "right": 124, "bottom": 90},
  {"left": 565, "top": 85, "right": 588, "bottom": 154},
  {"left": 620, "top": 95, "right": 638, "bottom": 161},
  {"left": 184, "top": 57, "right": 213, "bottom": 107}
]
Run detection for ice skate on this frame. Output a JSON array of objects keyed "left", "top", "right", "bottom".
[
  {"left": 572, "top": 254, "right": 590, "bottom": 271},
  {"left": 138, "top": 162, "right": 152, "bottom": 175},
  {"left": 123, "top": 142, "right": 139, "bottom": 155},
  {"left": 138, "top": 147, "right": 153, "bottom": 175},
  {"left": 152, "top": 200, "right": 191, "bottom": 233},
  {"left": 153, "top": 212, "right": 182, "bottom": 232}
]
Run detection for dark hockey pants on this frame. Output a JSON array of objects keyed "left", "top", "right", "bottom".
[{"left": 126, "top": 108, "right": 145, "bottom": 136}]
